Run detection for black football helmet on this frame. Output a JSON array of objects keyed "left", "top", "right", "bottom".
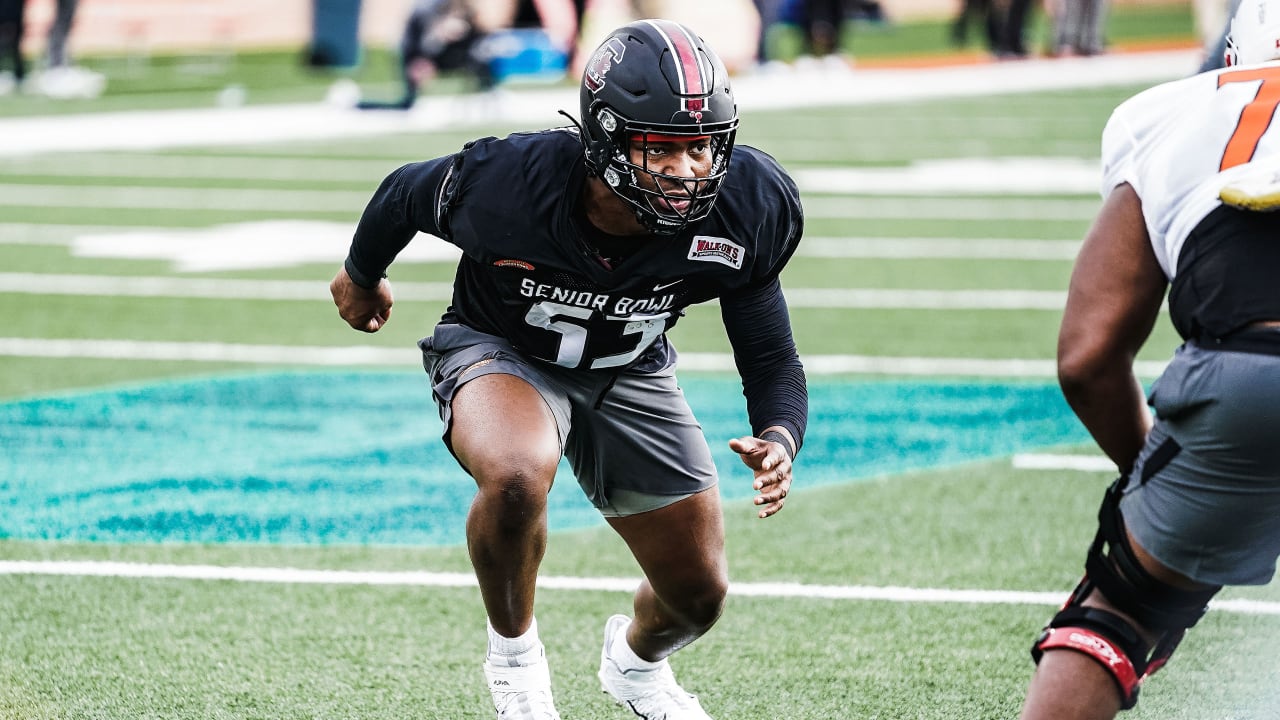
[{"left": 576, "top": 20, "right": 738, "bottom": 235}]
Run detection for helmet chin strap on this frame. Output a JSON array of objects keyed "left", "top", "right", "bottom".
[{"left": 638, "top": 209, "right": 681, "bottom": 236}]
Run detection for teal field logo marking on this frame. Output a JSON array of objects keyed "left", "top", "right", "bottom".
[{"left": 0, "top": 372, "right": 1088, "bottom": 546}]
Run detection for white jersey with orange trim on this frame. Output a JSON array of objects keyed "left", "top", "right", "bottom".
[{"left": 1100, "top": 60, "right": 1280, "bottom": 280}]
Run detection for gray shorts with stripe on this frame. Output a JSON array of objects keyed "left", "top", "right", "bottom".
[
  {"left": 1122, "top": 339, "right": 1280, "bottom": 586},
  {"left": 419, "top": 323, "right": 719, "bottom": 517}
]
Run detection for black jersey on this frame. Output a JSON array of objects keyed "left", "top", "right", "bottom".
[
  {"left": 346, "top": 129, "right": 807, "bottom": 444},
  {"left": 349, "top": 129, "right": 801, "bottom": 368}
]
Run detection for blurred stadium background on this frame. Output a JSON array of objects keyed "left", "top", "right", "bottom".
[{"left": 2, "top": 1, "right": 1278, "bottom": 719}]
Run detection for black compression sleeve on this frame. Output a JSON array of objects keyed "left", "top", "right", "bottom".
[
  {"left": 345, "top": 165, "right": 417, "bottom": 285},
  {"left": 345, "top": 158, "right": 455, "bottom": 287},
  {"left": 720, "top": 276, "right": 808, "bottom": 453},
  {"left": 343, "top": 256, "right": 384, "bottom": 289}
]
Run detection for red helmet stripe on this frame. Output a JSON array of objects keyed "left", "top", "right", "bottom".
[
  {"left": 631, "top": 133, "right": 711, "bottom": 143},
  {"left": 643, "top": 20, "right": 708, "bottom": 114}
]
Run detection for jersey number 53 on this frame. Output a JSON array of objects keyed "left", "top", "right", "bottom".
[{"left": 524, "top": 301, "right": 671, "bottom": 369}]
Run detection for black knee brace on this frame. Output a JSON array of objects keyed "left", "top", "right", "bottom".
[
  {"left": 1031, "top": 573, "right": 1204, "bottom": 710},
  {"left": 1032, "top": 441, "right": 1222, "bottom": 710}
]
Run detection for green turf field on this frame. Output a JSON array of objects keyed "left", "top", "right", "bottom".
[{"left": 2, "top": 8, "right": 1278, "bottom": 718}]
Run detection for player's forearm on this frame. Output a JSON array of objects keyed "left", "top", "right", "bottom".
[
  {"left": 721, "top": 278, "right": 809, "bottom": 452},
  {"left": 745, "top": 366, "right": 807, "bottom": 456},
  {"left": 1061, "top": 366, "right": 1151, "bottom": 473},
  {"left": 345, "top": 164, "right": 431, "bottom": 287}
]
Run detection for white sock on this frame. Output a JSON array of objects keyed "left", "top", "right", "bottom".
[
  {"left": 609, "top": 620, "right": 663, "bottom": 673},
  {"left": 487, "top": 617, "right": 542, "bottom": 665}
]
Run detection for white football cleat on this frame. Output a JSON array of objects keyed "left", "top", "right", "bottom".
[
  {"left": 598, "top": 614, "right": 713, "bottom": 720},
  {"left": 483, "top": 647, "right": 562, "bottom": 720}
]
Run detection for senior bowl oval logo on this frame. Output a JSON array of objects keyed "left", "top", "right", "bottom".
[{"left": 584, "top": 37, "right": 626, "bottom": 93}]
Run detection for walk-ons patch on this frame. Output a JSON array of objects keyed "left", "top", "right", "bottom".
[
  {"left": 688, "top": 235, "right": 744, "bottom": 269},
  {"left": 0, "top": 372, "right": 1087, "bottom": 546}
]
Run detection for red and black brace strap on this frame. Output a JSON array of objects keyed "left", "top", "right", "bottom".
[
  {"left": 1032, "top": 606, "right": 1148, "bottom": 710},
  {"left": 1141, "top": 628, "right": 1187, "bottom": 679}
]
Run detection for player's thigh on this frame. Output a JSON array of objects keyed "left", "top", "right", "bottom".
[
  {"left": 450, "top": 373, "right": 562, "bottom": 482},
  {"left": 566, "top": 367, "right": 718, "bottom": 511},
  {"left": 1125, "top": 343, "right": 1280, "bottom": 586},
  {"left": 607, "top": 486, "right": 727, "bottom": 597},
  {"left": 422, "top": 328, "right": 569, "bottom": 483}
]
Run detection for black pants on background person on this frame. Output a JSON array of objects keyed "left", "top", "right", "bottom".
[
  {"left": 0, "top": 0, "right": 25, "bottom": 83},
  {"left": 997, "top": 0, "right": 1038, "bottom": 57},
  {"left": 951, "top": 0, "right": 1000, "bottom": 50},
  {"left": 801, "top": 0, "right": 849, "bottom": 56}
]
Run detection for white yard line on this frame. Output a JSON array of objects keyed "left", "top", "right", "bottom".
[
  {"left": 0, "top": 183, "right": 1101, "bottom": 217},
  {"left": 791, "top": 158, "right": 1102, "bottom": 196},
  {"left": 0, "top": 184, "right": 1101, "bottom": 227},
  {"left": 0, "top": 338, "right": 415, "bottom": 366},
  {"left": 0, "top": 337, "right": 1171, "bottom": 378},
  {"left": 0, "top": 223, "right": 158, "bottom": 244},
  {"left": 0, "top": 273, "right": 454, "bottom": 301},
  {"left": 4, "top": 153, "right": 401, "bottom": 181},
  {"left": 801, "top": 237, "right": 1081, "bottom": 260},
  {"left": 1012, "top": 453, "right": 1119, "bottom": 472},
  {"left": 7, "top": 156, "right": 1104, "bottom": 194},
  {"left": 2, "top": 227, "right": 1083, "bottom": 261},
  {"left": 0, "top": 559, "right": 1274, "bottom": 615},
  {"left": 800, "top": 196, "right": 1099, "bottom": 220},
  {"left": 786, "top": 288, "right": 1067, "bottom": 309},
  {"left": 0, "top": 183, "right": 370, "bottom": 212},
  {"left": 0, "top": 272, "right": 1070, "bottom": 309}
]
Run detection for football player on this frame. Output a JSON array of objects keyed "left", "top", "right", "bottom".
[
  {"left": 331, "top": 19, "right": 807, "bottom": 720},
  {"left": 1020, "top": 0, "right": 1280, "bottom": 717}
]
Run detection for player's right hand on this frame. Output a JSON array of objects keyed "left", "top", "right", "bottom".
[
  {"left": 330, "top": 267, "right": 393, "bottom": 333},
  {"left": 728, "top": 435, "right": 794, "bottom": 519}
]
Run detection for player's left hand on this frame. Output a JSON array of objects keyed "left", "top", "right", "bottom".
[{"left": 728, "top": 435, "right": 793, "bottom": 519}]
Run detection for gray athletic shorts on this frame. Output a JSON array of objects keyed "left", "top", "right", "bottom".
[
  {"left": 1122, "top": 339, "right": 1280, "bottom": 586},
  {"left": 419, "top": 323, "right": 718, "bottom": 517}
]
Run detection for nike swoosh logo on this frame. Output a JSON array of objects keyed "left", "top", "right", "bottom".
[{"left": 653, "top": 280, "right": 683, "bottom": 292}]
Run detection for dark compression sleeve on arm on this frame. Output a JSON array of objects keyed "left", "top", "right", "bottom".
[
  {"left": 721, "top": 276, "right": 808, "bottom": 453},
  {"left": 344, "top": 157, "right": 455, "bottom": 288}
]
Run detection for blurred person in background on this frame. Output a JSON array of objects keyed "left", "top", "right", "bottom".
[
  {"left": 355, "top": 0, "right": 577, "bottom": 110},
  {"left": 752, "top": 0, "right": 786, "bottom": 65},
  {"left": 33, "top": 0, "right": 104, "bottom": 99},
  {"left": 44, "top": 0, "right": 74, "bottom": 68},
  {"left": 799, "top": 0, "right": 854, "bottom": 69},
  {"left": 331, "top": 18, "right": 806, "bottom": 719},
  {"left": 0, "top": 0, "right": 24, "bottom": 94},
  {"left": 783, "top": 0, "right": 884, "bottom": 70},
  {"left": 1194, "top": 0, "right": 1235, "bottom": 64},
  {"left": 572, "top": 0, "right": 761, "bottom": 76},
  {"left": 1198, "top": 0, "right": 1242, "bottom": 72},
  {"left": 1020, "top": 0, "right": 1280, "bottom": 717},
  {"left": 519, "top": 0, "right": 579, "bottom": 55},
  {"left": 355, "top": 0, "right": 490, "bottom": 110},
  {"left": 1050, "top": 0, "right": 1107, "bottom": 57},
  {"left": 995, "top": 0, "right": 1038, "bottom": 57},
  {"left": 950, "top": 0, "right": 1000, "bottom": 52}
]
